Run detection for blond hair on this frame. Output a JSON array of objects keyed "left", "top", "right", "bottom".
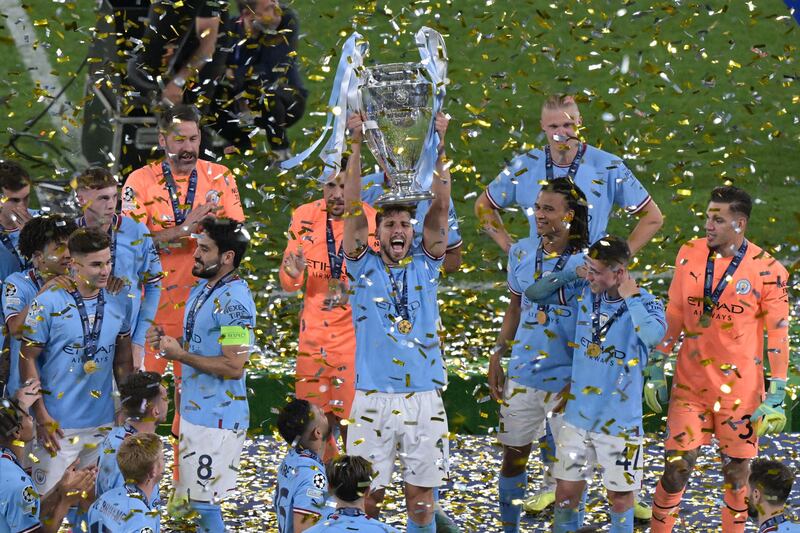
[
  {"left": 117, "top": 432, "right": 162, "bottom": 485},
  {"left": 541, "top": 94, "right": 578, "bottom": 112}
]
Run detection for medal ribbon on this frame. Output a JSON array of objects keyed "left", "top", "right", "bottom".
[
  {"left": 591, "top": 293, "right": 628, "bottom": 345},
  {"left": 385, "top": 267, "right": 409, "bottom": 321},
  {"left": 325, "top": 218, "right": 345, "bottom": 281},
  {"left": 703, "top": 240, "right": 748, "bottom": 316},
  {"left": 77, "top": 214, "right": 120, "bottom": 270},
  {"left": 758, "top": 514, "right": 788, "bottom": 533},
  {"left": 545, "top": 143, "right": 586, "bottom": 181},
  {"left": 161, "top": 161, "right": 198, "bottom": 226},
  {"left": 534, "top": 244, "right": 573, "bottom": 319},
  {"left": 0, "top": 232, "right": 25, "bottom": 270},
  {"left": 69, "top": 289, "right": 105, "bottom": 363},
  {"left": 28, "top": 268, "right": 44, "bottom": 290},
  {"left": 184, "top": 272, "right": 238, "bottom": 344}
]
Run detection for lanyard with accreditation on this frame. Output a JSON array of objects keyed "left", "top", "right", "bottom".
[{"left": 700, "top": 240, "right": 748, "bottom": 327}]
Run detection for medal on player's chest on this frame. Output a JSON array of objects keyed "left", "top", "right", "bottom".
[
  {"left": 586, "top": 342, "right": 602, "bottom": 357},
  {"left": 387, "top": 266, "right": 412, "bottom": 335},
  {"left": 700, "top": 241, "right": 748, "bottom": 330},
  {"left": 69, "top": 289, "right": 105, "bottom": 375},
  {"left": 536, "top": 309, "right": 549, "bottom": 326},
  {"left": 398, "top": 319, "right": 413, "bottom": 334},
  {"left": 83, "top": 360, "right": 98, "bottom": 374}
]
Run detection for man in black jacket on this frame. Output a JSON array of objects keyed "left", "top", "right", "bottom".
[{"left": 211, "top": 0, "right": 307, "bottom": 159}]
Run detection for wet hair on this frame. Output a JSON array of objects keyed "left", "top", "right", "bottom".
[
  {"left": 749, "top": 457, "right": 794, "bottom": 506},
  {"left": 119, "top": 372, "right": 163, "bottom": 418},
  {"left": 18, "top": 215, "right": 78, "bottom": 260},
  {"left": 197, "top": 217, "right": 250, "bottom": 268},
  {"left": 587, "top": 235, "right": 630, "bottom": 269},
  {"left": 540, "top": 178, "right": 590, "bottom": 250},
  {"left": 276, "top": 399, "right": 314, "bottom": 445},
  {"left": 0, "top": 161, "right": 31, "bottom": 192},
  {"left": 0, "top": 397, "right": 24, "bottom": 439},
  {"left": 375, "top": 205, "right": 414, "bottom": 229},
  {"left": 68, "top": 228, "right": 110, "bottom": 256},
  {"left": 327, "top": 455, "right": 374, "bottom": 502},
  {"left": 710, "top": 186, "right": 752, "bottom": 219}
]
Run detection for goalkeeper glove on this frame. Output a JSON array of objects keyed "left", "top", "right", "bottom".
[
  {"left": 750, "top": 379, "right": 787, "bottom": 436},
  {"left": 643, "top": 351, "right": 669, "bottom": 413}
]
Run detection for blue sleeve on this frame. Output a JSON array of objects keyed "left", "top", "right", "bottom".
[
  {"left": 217, "top": 295, "right": 256, "bottom": 330},
  {"left": 2, "top": 279, "right": 31, "bottom": 321},
  {"left": 344, "top": 247, "right": 372, "bottom": 278},
  {"left": 486, "top": 153, "right": 534, "bottom": 209},
  {"left": 612, "top": 162, "right": 652, "bottom": 214},
  {"left": 360, "top": 172, "right": 385, "bottom": 206},
  {"left": 506, "top": 245, "right": 523, "bottom": 296},
  {"left": 626, "top": 295, "right": 666, "bottom": 349},
  {"left": 133, "top": 281, "right": 160, "bottom": 346},
  {"left": 523, "top": 269, "right": 580, "bottom": 304},
  {"left": 2, "top": 479, "right": 40, "bottom": 532},
  {"left": 22, "top": 296, "right": 51, "bottom": 345},
  {"left": 292, "top": 471, "right": 328, "bottom": 516},
  {"left": 446, "top": 199, "right": 462, "bottom": 249}
]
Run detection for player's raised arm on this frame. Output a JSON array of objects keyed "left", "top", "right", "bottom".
[
  {"left": 343, "top": 114, "right": 369, "bottom": 258},
  {"left": 626, "top": 200, "right": 663, "bottom": 256},
  {"left": 422, "top": 113, "right": 451, "bottom": 260},
  {"left": 474, "top": 189, "right": 514, "bottom": 254}
]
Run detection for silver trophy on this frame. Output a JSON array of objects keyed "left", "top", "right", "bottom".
[{"left": 358, "top": 63, "right": 436, "bottom": 206}]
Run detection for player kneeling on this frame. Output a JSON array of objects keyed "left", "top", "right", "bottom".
[
  {"left": 87, "top": 433, "right": 163, "bottom": 532},
  {"left": 306, "top": 455, "right": 399, "bottom": 532}
]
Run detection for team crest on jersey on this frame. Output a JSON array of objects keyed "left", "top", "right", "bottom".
[
  {"left": 312, "top": 473, "right": 327, "bottom": 490},
  {"left": 735, "top": 279, "right": 751, "bottom": 295},
  {"left": 33, "top": 468, "right": 46, "bottom": 486},
  {"left": 206, "top": 190, "right": 220, "bottom": 204}
]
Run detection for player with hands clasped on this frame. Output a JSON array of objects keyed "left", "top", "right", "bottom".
[
  {"left": 648, "top": 187, "right": 790, "bottom": 533},
  {"left": 525, "top": 235, "right": 665, "bottom": 533},
  {"left": 488, "top": 178, "right": 590, "bottom": 532},
  {"left": 146, "top": 217, "right": 255, "bottom": 533}
]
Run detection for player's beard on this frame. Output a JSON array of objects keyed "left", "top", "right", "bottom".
[
  {"left": 193, "top": 258, "right": 221, "bottom": 279},
  {"left": 169, "top": 149, "right": 198, "bottom": 174},
  {"left": 746, "top": 499, "right": 759, "bottom": 520}
]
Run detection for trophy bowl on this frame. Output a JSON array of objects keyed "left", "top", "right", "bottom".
[{"left": 359, "top": 62, "right": 435, "bottom": 206}]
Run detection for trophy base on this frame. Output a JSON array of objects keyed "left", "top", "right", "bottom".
[{"left": 375, "top": 189, "right": 435, "bottom": 207}]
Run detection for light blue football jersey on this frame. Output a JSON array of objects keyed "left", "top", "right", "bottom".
[
  {"left": 361, "top": 172, "right": 462, "bottom": 250},
  {"left": 95, "top": 424, "right": 161, "bottom": 508},
  {"left": 180, "top": 276, "right": 255, "bottom": 431},
  {"left": 2, "top": 268, "right": 42, "bottom": 397},
  {"left": 22, "top": 288, "right": 132, "bottom": 429},
  {"left": 0, "top": 210, "right": 38, "bottom": 282},
  {"left": 556, "top": 280, "right": 665, "bottom": 437},
  {"left": 76, "top": 215, "right": 163, "bottom": 347},
  {"left": 87, "top": 484, "right": 160, "bottom": 533},
  {"left": 346, "top": 248, "right": 446, "bottom": 393},
  {"left": 306, "top": 508, "right": 400, "bottom": 532},
  {"left": 506, "top": 238, "right": 585, "bottom": 392},
  {"left": 0, "top": 448, "right": 40, "bottom": 533},
  {"left": 274, "top": 447, "right": 332, "bottom": 533},
  {"left": 486, "top": 145, "right": 651, "bottom": 243}
]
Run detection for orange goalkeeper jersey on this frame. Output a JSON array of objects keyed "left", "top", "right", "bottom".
[
  {"left": 661, "top": 238, "right": 790, "bottom": 405},
  {"left": 280, "top": 199, "right": 377, "bottom": 357}
]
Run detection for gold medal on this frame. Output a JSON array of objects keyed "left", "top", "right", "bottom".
[
  {"left": 586, "top": 343, "right": 602, "bottom": 357},
  {"left": 536, "top": 310, "right": 548, "bottom": 326},
  {"left": 83, "top": 360, "right": 98, "bottom": 374},
  {"left": 398, "top": 319, "right": 412, "bottom": 334},
  {"left": 699, "top": 313, "right": 711, "bottom": 328}
]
